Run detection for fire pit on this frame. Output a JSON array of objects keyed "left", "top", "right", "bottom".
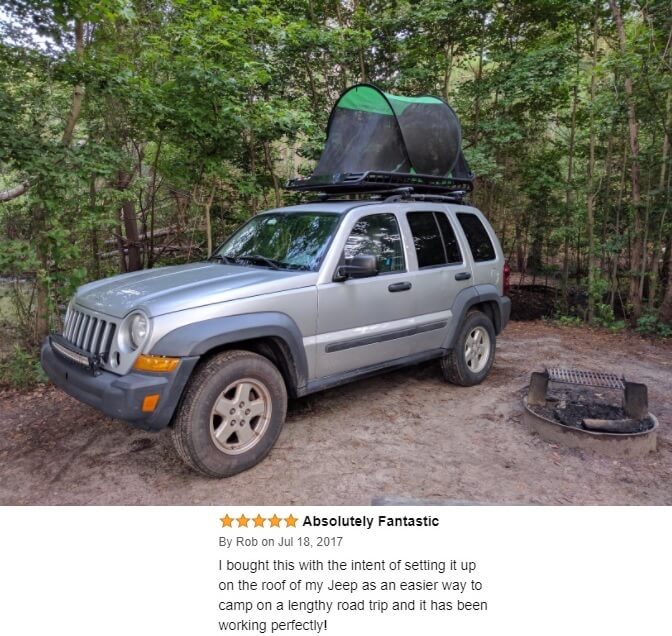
[{"left": 523, "top": 368, "right": 658, "bottom": 457}]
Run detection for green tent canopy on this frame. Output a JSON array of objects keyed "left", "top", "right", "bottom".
[{"left": 287, "top": 84, "right": 473, "bottom": 194}]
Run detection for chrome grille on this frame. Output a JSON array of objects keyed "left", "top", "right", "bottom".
[{"left": 62, "top": 307, "right": 117, "bottom": 359}]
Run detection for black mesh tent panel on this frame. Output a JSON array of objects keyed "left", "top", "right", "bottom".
[
  {"left": 313, "top": 109, "right": 411, "bottom": 176},
  {"left": 397, "top": 102, "right": 462, "bottom": 176}
]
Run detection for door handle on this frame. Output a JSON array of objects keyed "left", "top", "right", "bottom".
[
  {"left": 455, "top": 272, "right": 472, "bottom": 281},
  {"left": 388, "top": 282, "right": 412, "bottom": 292}
]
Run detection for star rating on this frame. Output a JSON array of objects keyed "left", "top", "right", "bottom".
[{"left": 218, "top": 513, "right": 300, "bottom": 528}]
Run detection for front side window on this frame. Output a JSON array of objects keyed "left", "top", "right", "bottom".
[
  {"left": 343, "top": 213, "right": 405, "bottom": 274},
  {"left": 217, "top": 212, "right": 340, "bottom": 271},
  {"left": 457, "top": 212, "right": 496, "bottom": 262}
]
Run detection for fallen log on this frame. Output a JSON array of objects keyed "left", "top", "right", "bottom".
[{"left": 582, "top": 418, "right": 642, "bottom": 434}]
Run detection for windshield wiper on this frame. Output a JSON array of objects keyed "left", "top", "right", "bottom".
[
  {"left": 237, "top": 254, "right": 280, "bottom": 270},
  {"left": 208, "top": 254, "right": 238, "bottom": 265}
]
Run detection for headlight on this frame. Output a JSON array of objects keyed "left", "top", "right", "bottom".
[{"left": 129, "top": 313, "right": 148, "bottom": 350}]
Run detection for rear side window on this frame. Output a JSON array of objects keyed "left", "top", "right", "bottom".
[
  {"left": 457, "top": 213, "right": 496, "bottom": 262},
  {"left": 407, "top": 211, "right": 463, "bottom": 268},
  {"left": 435, "top": 213, "right": 462, "bottom": 264}
]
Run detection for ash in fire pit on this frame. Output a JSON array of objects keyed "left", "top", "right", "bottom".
[
  {"left": 537, "top": 386, "right": 655, "bottom": 434},
  {"left": 523, "top": 367, "right": 658, "bottom": 457}
]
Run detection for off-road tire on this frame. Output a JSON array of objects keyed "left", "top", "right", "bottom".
[
  {"left": 441, "top": 310, "right": 496, "bottom": 387},
  {"left": 172, "top": 349, "right": 287, "bottom": 478}
]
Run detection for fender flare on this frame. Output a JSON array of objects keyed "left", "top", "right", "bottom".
[
  {"left": 442, "top": 284, "right": 508, "bottom": 350},
  {"left": 151, "top": 312, "right": 309, "bottom": 389}
]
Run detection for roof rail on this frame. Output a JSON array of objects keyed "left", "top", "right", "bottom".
[{"left": 384, "top": 191, "right": 467, "bottom": 203}]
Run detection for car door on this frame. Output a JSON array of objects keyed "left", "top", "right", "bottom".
[
  {"left": 400, "top": 205, "right": 474, "bottom": 352},
  {"left": 454, "top": 208, "right": 502, "bottom": 290},
  {"left": 315, "top": 210, "right": 415, "bottom": 378}
]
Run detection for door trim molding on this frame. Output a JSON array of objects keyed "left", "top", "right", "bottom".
[{"left": 325, "top": 320, "right": 447, "bottom": 353}]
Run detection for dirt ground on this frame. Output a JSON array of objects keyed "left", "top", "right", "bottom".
[{"left": 0, "top": 321, "right": 670, "bottom": 505}]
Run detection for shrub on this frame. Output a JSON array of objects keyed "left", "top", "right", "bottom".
[
  {"left": 0, "top": 346, "right": 47, "bottom": 390},
  {"left": 636, "top": 313, "right": 672, "bottom": 339}
]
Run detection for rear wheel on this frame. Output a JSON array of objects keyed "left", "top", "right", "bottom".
[
  {"left": 441, "top": 310, "right": 496, "bottom": 386},
  {"left": 172, "top": 350, "right": 287, "bottom": 478}
]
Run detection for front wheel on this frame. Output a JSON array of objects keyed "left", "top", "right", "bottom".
[
  {"left": 441, "top": 310, "right": 496, "bottom": 386},
  {"left": 172, "top": 350, "right": 287, "bottom": 478}
]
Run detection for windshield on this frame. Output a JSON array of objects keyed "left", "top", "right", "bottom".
[{"left": 215, "top": 212, "right": 340, "bottom": 272}]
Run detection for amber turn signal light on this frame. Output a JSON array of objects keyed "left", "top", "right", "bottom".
[
  {"left": 133, "top": 355, "right": 180, "bottom": 373},
  {"left": 142, "top": 394, "right": 160, "bottom": 413}
]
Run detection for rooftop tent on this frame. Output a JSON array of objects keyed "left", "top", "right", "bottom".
[{"left": 287, "top": 84, "right": 473, "bottom": 194}]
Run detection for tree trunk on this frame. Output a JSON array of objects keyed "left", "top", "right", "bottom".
[
  {"left": 121, "top": 199, "right": 142, "bottom": 271},
  {"left": 515, "top": 219, "right": 525, "bottom": 272},
  {"left": 609, "top": 0, "right": 644, "bottom": 320},
  {"left": 600, "top": 135, "right": 614, "bottom": 272},
  {"left": 472, "top": 13, "right": 486, "bottom": 145},
  {"left": 248, "top": 130, "right": 257, "bottom": 215},
  {"left": 147, "top": 136, "right": 162, "bottom": 269},
  {"left": 562, "top": 56, "right": 579, "bottom": 293},
  {"left": 661, "top": 241, "right": 672, "bottom": 323},
  {"left": 204, "top": 184, "right": 216, "bottom": 257},
  {"left": 638, "top": 170, "right": 653, "bottom": 302},
  {"left": 442, "top": 45, "right": 454, "bottom": 102},
  {"left": 649, "top": 88, "right": 671, "bottom": 307},
  {"left": 116, "top": 169, "right": 142, "bottom": 272},
  {"left": 263, "top": 141, "right": 282, "bottom": 208},
  {"left": 660, "top": 175, "right": 672, "bottom": 322},
  {"left": 34, "top": 204, "right": 49, "bottom": 341},
  {"left": 610, "top": 140, "right": 628, "bottom": 308},
  {"left": 61, "top": 20, "right": 85, "bottom": 146},
  {"left": 89, "top": 175, "right": 100, "bottom": 280},
  {"left": 586, "top": 5, "right": 598, "bottom": 322}
]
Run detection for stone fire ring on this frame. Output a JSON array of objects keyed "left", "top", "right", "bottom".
[{"left": 523, "top": 398, "right": 659, "bottom": 457}]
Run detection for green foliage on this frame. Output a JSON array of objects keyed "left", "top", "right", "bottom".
[
  {"left": 553, "top": 314, "right": 583, "bottom": 327},
  {"left": 0, "top": 346, "right": 47, "bottom": 390},
  {"left": 1, "top": 0, "right": 671, "bottom": 354},
  {"left": 636, "top": 314, "right": 672, "bottom": 339}
]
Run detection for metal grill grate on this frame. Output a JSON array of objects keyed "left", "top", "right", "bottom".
[{"left": 547, "top": 368, "right": 625, "bottom": 390}]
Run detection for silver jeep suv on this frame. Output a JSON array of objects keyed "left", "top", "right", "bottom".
[{"left": 41, "top": 197, "right": 511, "bottom": 477}]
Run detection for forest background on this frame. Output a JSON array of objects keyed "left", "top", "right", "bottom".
[{"left": 0, "top": 0, "right": 670, "bottom": 387}]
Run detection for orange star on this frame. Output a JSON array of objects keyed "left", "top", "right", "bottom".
[
  {"left": 269, "top": 514, "right": 281, "bottom": 527},
  {"left": 284, "top": 514, "right": 298, "bottom": 528},
  {"left": 237, "top": 514, "right": 250, "bottom": 528},
  {"left": 220, "top": 514, "right": 233, "bottom": 528},
  {"left": 253, "top": 514, "right": 266, "bottom": 528}
]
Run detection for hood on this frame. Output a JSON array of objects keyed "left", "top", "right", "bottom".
[{"left": 74, "top": 262, "right": 316, "bottom": 318}]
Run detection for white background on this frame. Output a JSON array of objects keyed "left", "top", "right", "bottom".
[{"left": 0, "top": 506, "right": 669, "bottom": 635}]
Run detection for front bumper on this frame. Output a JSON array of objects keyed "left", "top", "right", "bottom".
[{"left": 41, "top": 338, "right": 199, "bottom": 431}]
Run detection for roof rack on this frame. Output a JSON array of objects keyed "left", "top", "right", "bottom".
[
  {"left": 285, "top": 170, "right": 474, "bottom": 196},
  {"left": 308, "top": 187, "right": 468, "bottom": 205},
  {"left": 303, "top": 190, "right": 470, "bottom": 208}
]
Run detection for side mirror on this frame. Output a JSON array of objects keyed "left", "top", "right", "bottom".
[{"left": 334, "top": 254, "right": 378, "bottom": 281}]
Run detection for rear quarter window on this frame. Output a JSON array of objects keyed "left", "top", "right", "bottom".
[{"left": 457, "top": 213, "right": 496, "bottom": 262}]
